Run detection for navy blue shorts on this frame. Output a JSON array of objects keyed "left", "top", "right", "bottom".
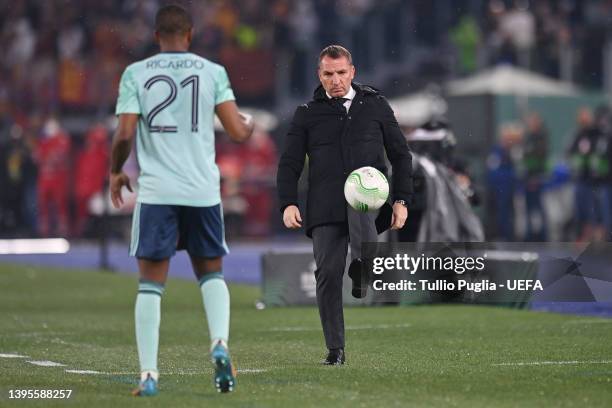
[{"left": 130, "top": 203, "right": 229, "bottom": 260}]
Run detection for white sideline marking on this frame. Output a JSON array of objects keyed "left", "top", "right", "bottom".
[
  {"left": 0, "top": 238, "right": 70, "bottom": 254},
  {"left": 0, "top": 331, "right": 73, "bottom": 339},
  {"left": 27, "top": 360, "right": 66, "bottom": 367},
  {"left": 68, "top": 369, "right": 267, "bottom": 375},
  {"left": 267, "top": 323, "right": 411, "bottom": 332},
  {"left": 267, "top": 327, "right": 319, "bottom": 332},
  {"left": 12, "top": 351, "right": 267, "bottom": 375},
  {"left": 563, "top": 319, "right": 612, "bottom": 325},
  {"left": 0, "top": 353, "right": 29, "bottom": 358},
  {"left": 347, "top": 323, "right": 411, "bottom": 330},
  {"left": 66, "top": 369, "right": 102, "bottom": 374},
  {"left": 493, "top": 360, "right": 612, "bottom": 367}
]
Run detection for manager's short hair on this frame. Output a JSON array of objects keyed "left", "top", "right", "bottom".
[
  {"left": 155, "top": 5, "right": 193, "bottom": 37},
  {"left": 319, "top": 45, "right": 353, "bottom": 65}
]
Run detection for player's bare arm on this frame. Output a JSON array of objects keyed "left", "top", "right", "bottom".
[
  {"left": 109, "top": 113, "right": 138, "bottom": 208},
  {"left": 215, "top": 100, "right": 254, "bottom": 142}
]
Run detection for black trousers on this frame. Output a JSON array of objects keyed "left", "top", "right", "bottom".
[{"left": 311, "top": 206, "right": 378, "bottom": 349}]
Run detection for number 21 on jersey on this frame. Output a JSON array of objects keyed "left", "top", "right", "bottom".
[{"left": 144, "top": 75, "right": 199, "bottom": 133}]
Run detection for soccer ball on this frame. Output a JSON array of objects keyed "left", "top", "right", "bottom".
[{"left": 344, "top": 166, "right": 389, "bottom": 212}]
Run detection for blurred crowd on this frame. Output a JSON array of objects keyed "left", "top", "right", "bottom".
[
  {"left": 450, "top": 0, "right": 612, "bottom": 86},
  {"left": 0, "top": 109, "right": 110, "bottom": 237},
  {"left": 0, "top": 109, "right": 278, "bottom": 238},
  {"left": 487, "top": 105, "right": 612, "bottom": 242},
  {"left": 2, "top": 0, "right": 612, "bottom": 241},
  {"left": 0, "top": 0, "right": 410, "bottom": 113},
  {"left": 2, "top": 0, "right": 612, "bottom": 114}
]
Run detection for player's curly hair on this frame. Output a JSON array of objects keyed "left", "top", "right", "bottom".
[
  {"left": 155, "top": 5, "right": 193, "bottom": 37},
  {"left": 319, "top": 45, "right": 353, "bottom": 65}
]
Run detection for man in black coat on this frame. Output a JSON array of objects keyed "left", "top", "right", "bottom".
[{"left": 277, "top": 45, "right": 412, "bottom": 365}]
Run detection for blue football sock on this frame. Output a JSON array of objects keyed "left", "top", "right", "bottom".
[
  {"left": 135, "top": 280, "right": 165, "bottom": 375},
  {"left": 199, "top": 272, "right": 230, "bottom": 347}
]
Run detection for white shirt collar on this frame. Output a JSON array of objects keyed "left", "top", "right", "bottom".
[{"left": 326, "top": 85, "right": 356, "bottom": 100}]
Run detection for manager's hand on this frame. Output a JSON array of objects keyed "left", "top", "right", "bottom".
[
  {"left": 283, "top": 205, "right": 302, "bottom": 229},
  {"left": 390, "top": 202, "right": 408, "bottom": 230}
]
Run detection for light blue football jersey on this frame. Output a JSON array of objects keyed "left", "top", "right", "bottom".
[{"left": 115, "top": 52, "right": 235, "bottom": 206}]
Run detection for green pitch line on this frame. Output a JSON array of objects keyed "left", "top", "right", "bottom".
[{"left": 1, "top": 263, "right": 612, "bottom": 407}]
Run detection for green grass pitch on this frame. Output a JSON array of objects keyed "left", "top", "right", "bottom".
[{"left": 1, "top": 263, "right": 612, "bottom": 407}]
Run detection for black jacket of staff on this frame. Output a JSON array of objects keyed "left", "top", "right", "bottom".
[{"left": 277, "top": 82, "right": 413, "bottom": 237}]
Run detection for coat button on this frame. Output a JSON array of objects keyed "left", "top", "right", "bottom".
[{"left": 348, "top": 116, "right": 352, "bottom": 120}]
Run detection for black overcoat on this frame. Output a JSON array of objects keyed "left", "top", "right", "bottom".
[{"left": 277, "top": 83, "right": 413, "bottom": 237}]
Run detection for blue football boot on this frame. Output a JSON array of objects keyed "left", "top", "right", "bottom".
[
  {"left": 211, "top": 341, "right": 236, "bottom": 393},
  {"left": 132, "top": 372, "right": 158, "bottom": 397}
]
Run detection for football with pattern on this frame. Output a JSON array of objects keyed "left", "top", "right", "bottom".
[{"left": 343, "top": 166, "right": 389, "bottom": 212}]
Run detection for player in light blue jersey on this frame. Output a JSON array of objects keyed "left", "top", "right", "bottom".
[{"left": 109, "top": 5, "right": 253, "bottom": 396}]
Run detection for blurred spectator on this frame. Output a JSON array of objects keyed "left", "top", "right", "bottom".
[
  {"left": 499, "top": 0, "right": 535, "bottom": 68},
  {"left": 0, "top": 95, "right": 38, "bottom": 236},
  {"left": 287, "top": 0, "right": 318, "bottom": 95},
  {"left": 21, "top": 112, "right": 44, "bottom": 232},
  {"left": 589, "top": 106, "right": 612, "bottom": 241},
  {"left": 0, "top": 97, "right": 16, "bottom": 231},
  {"left": 240, "top": 128, "right": 277, "bottom": 236},
  {"left": 74, "top": 124, "right": 109, "bottom": 236},
  {"left": 0, "top": 125, "right": 37, "bottom": 237},
  {"left": 450, "top": 14, "right": 481, "bottom": 75},
  {"left": 57, "top": 11, "right": 88, "bottom": 108},
  {"left": 57, "top": 14, "right": 85, "bottom": 60},
  {"left": 484, "top": 0, "right": 518, "bottom": 65},
  {"left": 36, "top": 116, "right": 71, "bottom": 236},
  {"left": 567, "top": 107, "right": 599, "bottom": 241},
  {"left": 217, "top": 138, "right": 248, "bottom": 238},
  {"left": 336, "top": 0, "right": 374, "bottom": 70},
  {"left": 4, "top": 16, "right": 35, "bottom": 67},
  {"left": 522, "top": 112, "right": 549, "bottom": 241},
  {"left": 314, "top": 0, "right": 340, "bottom": 47},
  {"left": 0, "top": 93, "right": 14, "bottom": 141},
  {"left": 580, "top": 1, "right": 611, "bottom": 87},
  {"left": 532, "top": 1, "right": 569, "bottom": 79},
  {"left": 487, "top": 123, "right": 523, "bottom": 241},
  {"left": 216, "top": 126, "right": 277, "bottom": 237}
]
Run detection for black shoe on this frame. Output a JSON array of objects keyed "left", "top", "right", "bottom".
[
  {"left": 323, "top": 348, "right": 345, "bottom": 365},
  {"left": 348, "top": 258, "right": 367, "bottom": 299}
]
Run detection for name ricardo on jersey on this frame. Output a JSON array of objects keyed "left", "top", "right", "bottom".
[{"left": 146, "top": 59, "right": 205, "bottom": 70}]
